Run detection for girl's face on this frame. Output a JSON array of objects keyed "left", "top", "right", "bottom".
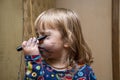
[{"left": 39, "top": 28, "right": 67, "bottom": 59}]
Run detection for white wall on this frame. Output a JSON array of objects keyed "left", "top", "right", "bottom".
[{"left": 56, "top": 0, "right": 112, "bottom": 80}]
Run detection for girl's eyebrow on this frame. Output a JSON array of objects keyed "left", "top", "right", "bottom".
[
  {"left": 40, "top": 31, "right": 45, "bottom": 34},
  {"left": 45, "top": 31, "right": 51, "bottom": 35},
  {"left": 40, "top": 31, "right": 51, "bottom": 35}
]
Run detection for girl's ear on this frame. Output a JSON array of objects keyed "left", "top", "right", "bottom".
[
  {"left": 63, "top": 38, "right": 70, "bottom": 48},
  {"left": 64, "top": 43, "right": 69, "bottom": 48}
]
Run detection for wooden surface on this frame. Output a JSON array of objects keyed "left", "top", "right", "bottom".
[
  {"left": 112, "top": 0, "right": 119, "bottom": 80},
  {"left": 0, "top": 0, "right": 23, "bottom": 80}
]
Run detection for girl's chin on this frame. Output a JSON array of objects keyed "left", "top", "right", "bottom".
[{"left": 40, "top": 51, "right": 51, "bottom": 58}]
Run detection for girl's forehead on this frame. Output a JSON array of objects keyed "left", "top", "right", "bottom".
[
  {"left": 38, "top": 27, "right": 58, "bottom": 35},
  {"left": 40, "top": 22, "right": 56, "bottom": 29},
  {"left": 40, "top": 29, "right": 52, "bottom": 33},
  {"left": 38, "top": 22, "right": 58, "bottom": 32}
]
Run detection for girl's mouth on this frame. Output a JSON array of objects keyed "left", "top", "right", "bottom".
[
  {"left": 38, "top": 46, "right": 49, "bottom": 52},
  {"left": 38, "top": 46, "right": 51, "bottom": 58}
]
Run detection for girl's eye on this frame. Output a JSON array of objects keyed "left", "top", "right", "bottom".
[
  {"left": 46, "top": 35, "right": 50, "bottom": 39},
  {"left": 36, "top": 32, "right": 39, "bottom": 37}
]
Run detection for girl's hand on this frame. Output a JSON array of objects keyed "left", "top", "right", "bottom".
[{"left": 22, "top": 37, "right": 40, "bottom": 55}]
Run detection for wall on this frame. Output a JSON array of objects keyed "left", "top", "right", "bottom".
[
  {"left": 56, "top": 0, "right": 112, "bottom": 80},
  {"left": 0, "top": 0, "right": 23, "bottom": 80}
]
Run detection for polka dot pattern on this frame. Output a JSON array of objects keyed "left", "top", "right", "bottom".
[{"left": 24, "top": 55, "right": 97, "bottom": 80}]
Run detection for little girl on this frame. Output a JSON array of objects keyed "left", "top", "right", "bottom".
[{"left": 22, "top": 8, "right": 96, "bottom": 80}]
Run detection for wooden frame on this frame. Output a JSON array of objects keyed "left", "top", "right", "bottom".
[{"left": 112, "top": 0, "right": 119, "bottom": 80}]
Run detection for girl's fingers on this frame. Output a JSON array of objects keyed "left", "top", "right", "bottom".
[
  {"left": 26, "top": 38, "right": 32, "bottom": 46},
  {"left": 31, "top": 37, "right": 38, "bottom": 46},
  {"left": 22, "top": 37, "right": 39, "bottom": 50},
  {"left": 21, "top": 37, "right": 40, "bottom": 55},
  {"left": 26, "top": 37, "right": 38, "bottom": 47},
  {"left": 22, "top": 41, "right": 27, "bottom": 48}
]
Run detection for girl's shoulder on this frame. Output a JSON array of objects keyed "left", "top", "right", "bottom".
[
  {"left": 78, "top": 64, "right": 93, "bottom": 72},
  {"left": 74, "top": 64, "right": 97, "bottom": 80}
]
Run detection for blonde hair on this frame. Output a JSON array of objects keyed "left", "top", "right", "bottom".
[{"left": 35, "top": 8, "right": 93, "bottom": 65}]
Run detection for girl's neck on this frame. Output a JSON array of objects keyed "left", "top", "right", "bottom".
[
  {"left": 45, "top": 52, "right": 69, "bottom": 70},
  {"left": 46, "top": 59, "right": 69, "bottom": 70}
]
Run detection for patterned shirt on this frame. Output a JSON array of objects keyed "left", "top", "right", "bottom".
[{"left": 24, "top": 55, "right": 96, "bottom": 80}]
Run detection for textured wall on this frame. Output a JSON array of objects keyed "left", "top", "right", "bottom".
[{"left": 56, "top": 0, "right": 112, "bottom": 80}]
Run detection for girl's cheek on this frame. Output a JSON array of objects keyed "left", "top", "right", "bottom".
[
  {"left": 44, "top": 39, "right": 51, "bottom": 44},
  {"left": 43, "top": 40, "right": 55, "bottom": 48},
  {"left": 44, "top": 36, "right": 55, "bottom": 44}
]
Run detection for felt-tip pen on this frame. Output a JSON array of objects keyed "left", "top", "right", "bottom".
[{"left": 16, "top": 35, "right": 47, "bottom": 51}]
